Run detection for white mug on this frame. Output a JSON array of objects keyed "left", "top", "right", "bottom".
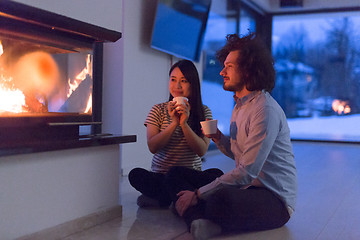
[
  {"left": 172, "top": 96, "right": 188, "bottom": 110},
  {"left": 200, "top": 120, "right": 218, "bottom": 135}
]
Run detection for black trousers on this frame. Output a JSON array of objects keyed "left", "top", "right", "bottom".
[
  {"left": 165, "top": 166, "right": 290, "bottom": 233},
  {"left": 128, "top": 167, "right": 223, "bottom": 207}
]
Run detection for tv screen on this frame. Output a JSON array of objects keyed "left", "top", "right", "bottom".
[{"left": 151, "top": 0, "right": 211, "bottom": 61}]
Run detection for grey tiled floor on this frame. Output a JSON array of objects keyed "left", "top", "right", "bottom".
[{"left": 64, "top": 142, "right": 360, "bottom": 240}]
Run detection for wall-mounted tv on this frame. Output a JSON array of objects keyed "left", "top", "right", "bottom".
[{"left": 151, "top": 0, "right": 211, "bottom": 62}]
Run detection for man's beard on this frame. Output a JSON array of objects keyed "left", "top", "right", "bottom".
[{"left": 223, "top": 81, "right": 244, "bottom": 92}]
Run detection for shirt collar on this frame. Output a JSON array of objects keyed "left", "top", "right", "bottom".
[{"left": 233, "top": 91, "right": 262, "bottom": 108}]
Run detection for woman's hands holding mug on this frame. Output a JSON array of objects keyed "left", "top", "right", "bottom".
[{"left": 168, "top": 98, "right": 190, "bottom": 126}]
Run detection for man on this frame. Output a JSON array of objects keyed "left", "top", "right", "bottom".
[{"left": 165, "top": 33, "right": 298, "bottom": 240}]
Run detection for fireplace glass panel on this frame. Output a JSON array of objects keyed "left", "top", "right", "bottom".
[{"left": 0, "top": 37, "right": 93, "bottom": 116}]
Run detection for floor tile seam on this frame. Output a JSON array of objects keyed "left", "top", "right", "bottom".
[
  {"left": 332, "top": 174, "right": 360, "bottom": 209},
  {"left": 314, "top": 188, "right": 351, "bottom": 240}
]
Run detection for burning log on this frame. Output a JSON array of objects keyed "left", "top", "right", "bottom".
[{"left": 23, "top": 92, "right": 48, "bottom": 113}]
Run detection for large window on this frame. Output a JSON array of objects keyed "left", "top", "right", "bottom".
[
  {"left": 201, "top": 1, "right": 256, "bottom": 136},
  {"left": 272, "top": 12, "right": 360, "bottom": 142},
  {"left": 201, "top": 3, "right": 360, "bottom": 143}
]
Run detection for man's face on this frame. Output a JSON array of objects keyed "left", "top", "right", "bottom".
[{"left": 219, "top": 50, "right": 244, "bottom": 92}]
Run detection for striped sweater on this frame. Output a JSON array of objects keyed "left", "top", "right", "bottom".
[{"left": 145, "top": 101, "right": 212, "bottom": 174}]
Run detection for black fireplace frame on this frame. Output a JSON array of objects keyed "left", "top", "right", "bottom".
[{"left": 0, "top": 1, "right": 136, "bottom": 155}]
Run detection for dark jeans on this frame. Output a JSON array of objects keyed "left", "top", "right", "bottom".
[
  {"left": 165, "top": 166, "right": 290, "bottom": 233},
  {"left": 128, "top": 167, "right": 224, "bottom": 207},
  {"left": 128, "top": 168, "right": 170, "bottom": 207}
]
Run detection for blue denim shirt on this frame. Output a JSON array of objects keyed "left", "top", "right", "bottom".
[{"left": 199, "top": 91, "right": 298, "bottom": 214}]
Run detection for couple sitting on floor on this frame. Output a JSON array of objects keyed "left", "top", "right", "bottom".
[{"left": 129, "top": 33, "right": 298, "bottom": 240}]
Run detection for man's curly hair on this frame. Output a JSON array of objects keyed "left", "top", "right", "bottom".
[{"left": 216, "top": 33, "right": 275, "bottom": 92}]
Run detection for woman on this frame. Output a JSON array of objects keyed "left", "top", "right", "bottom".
[{"left": 128, "top": 60, "right": 223, "bottom": 208}]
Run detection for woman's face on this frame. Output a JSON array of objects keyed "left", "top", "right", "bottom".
[{"left": 169, "top": 67, "right": 191, "bottom": 98}]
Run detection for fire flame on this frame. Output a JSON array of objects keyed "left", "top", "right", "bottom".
[
  {"left": 85, "top": 94, "right": 92, "bottom": 113},
  {"left": 66, "top": 54, "right": 93, "bottom": 113},
  {"left": 332, "top": 99, "right": 351, "bottom": 115},
  {"left": 0, "top": 40, "right": 3, "bottom": 56},
  {"left": 67, "top": 54, "right": 92, "bottom": 98},
  {"left": 0, "top": 40, "right": 27, "bottom": 113},
  {"left": 0, "top": 82, "right": 26, "bottom": 113}
]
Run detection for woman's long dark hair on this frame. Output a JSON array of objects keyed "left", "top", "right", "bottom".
[
  {"left": 168, "top": 60, "right": 205, "bottom": 136},
  {"left": 216, "top": 33, "right": 275, "bottom": 92}
]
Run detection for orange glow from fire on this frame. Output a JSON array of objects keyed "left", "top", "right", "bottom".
[
  {"left": 13, "top": 51, "right": 60, "bottom": 96},
  {"left": 332, "top": 99, "right": 351, "bottom": 115}
]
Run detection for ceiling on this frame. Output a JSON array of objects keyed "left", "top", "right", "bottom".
[{"left": 246, "top": 0, "right": 360, "bottom": 14}]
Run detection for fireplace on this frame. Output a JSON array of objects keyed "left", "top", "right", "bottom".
[{"left": 0, "top": 1, "right": 135, "bottom": 154}]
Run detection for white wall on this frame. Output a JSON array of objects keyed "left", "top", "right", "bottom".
[
  {"left": 0, "top": 145, "right": 120, "bottom": 239},
  {"left": 13, "top": 0, "right": 122, "bottom": 32},
  {"left": 117, "top": 0, "right": 172, "bottom": 174}
]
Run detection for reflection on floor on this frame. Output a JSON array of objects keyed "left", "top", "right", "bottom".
[{"left": 64, "top": 142, "right": 360, "bottom": 240}]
